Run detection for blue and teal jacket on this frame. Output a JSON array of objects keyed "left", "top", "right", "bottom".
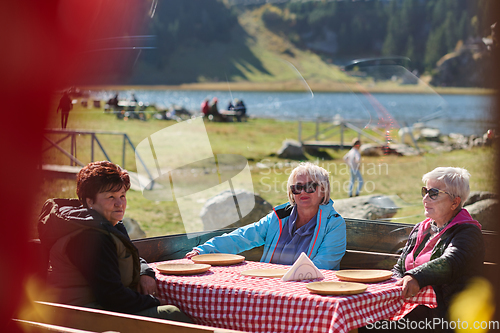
[{"left": 194, "top": 199, "right": 346, "bottom": 270}]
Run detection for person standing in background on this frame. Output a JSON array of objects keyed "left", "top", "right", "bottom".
[
  {"left": 57, "top": 91, "right": 73, "bottom": 129},
  {"left": 343, "top": 139, "right": 363, "bottom": 197}
]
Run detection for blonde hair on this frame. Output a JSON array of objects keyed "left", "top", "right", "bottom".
[
  {"left": 422, "top": 167, "right": 470, "bottom": 208},
  {"left": 287, "top": 162, "right": 330, "bottom": 206}
]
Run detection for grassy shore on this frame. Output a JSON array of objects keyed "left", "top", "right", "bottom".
[
  {"left": 82, "top": 82, "right": 496, "bottom": 95},
  {"left": 34, "top": 101, "right": 496, "bottom": 238}
]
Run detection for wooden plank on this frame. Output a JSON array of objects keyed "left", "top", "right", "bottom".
[
  {"left": 483, "top": 262, "right": 498, "bottom": 280},
  {"left": 134, "top": 229, "right": 265, "bottom": 263},
  {"left": 40, "top": 164, "right": 80, "bottom": 180},
  {"left": 344, "top": 218, "right": 413, "bottom": 254},
  {"left": 13, "top": 319, "right": 99, "bottom": 333},
  {"left": 31, "top": 219, "right": 495, "bottom": 267},
  {"left": 339, "top": 250, "right": 496, "bottom": 273},
  {"left": 132, "top": 219, "right": 496, "bottom": 264},
  {"left": 302, "top": 141, "right": 352, "bottom": 150},
  {"left": 482, "top": 230, "right": 497, "bottom": 263},
  {"left": 19, "top": 301, "right": 246, "bottom": 333},
  {"left": 134, "top": 219, "right": 414, "bottom": 264},
  {"left": 133, "top": 229, "right": 234, "bottom": 262},
  {"left": 340, "top": 250, "right": 400, "bottom": 270}
]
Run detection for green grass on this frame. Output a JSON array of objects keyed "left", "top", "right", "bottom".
[{"left": 34, "top": 100, "right": 496, "bottom": 238}]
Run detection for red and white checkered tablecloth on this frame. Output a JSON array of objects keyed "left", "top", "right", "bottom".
[{"left": 150, "top": 259, "right": 437, "bottom": 333}]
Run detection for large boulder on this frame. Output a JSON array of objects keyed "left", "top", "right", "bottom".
[
  {"left": 360, "top": 143, "right": 384, "bottom": 157},
  {"left": 415, "top": 128, "right": 441, "bottom": 142},
  {"left": 463, "top": 191, "right": 499, "bottom": 231},
  {"left": 465, "top": 198, "right": 498, "bottom": 231},
  {"left": 277, "top": 140, "right": 307, "bottom": 160},
  {"left": 122, "top": 217, "right": 147, "bottom": 239},
  {"left": 388, "top": 144, "right": 420, "bottom": 156},
  {"left": 464, "top": 191, "right": 498, "bottom": 207},
  {"left": 201, "top": 189, "right": 273, "bottom": 231},
  {"left": 333, "top": 195, "right": 399, "bottom": 221}
]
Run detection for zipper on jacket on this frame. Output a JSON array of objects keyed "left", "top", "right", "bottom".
[
  {"left": 308, "top": 209, "right": 322, "bottom": 258},
  {"left": 269, "top": 207, "right": 284, "bottom": 262}
]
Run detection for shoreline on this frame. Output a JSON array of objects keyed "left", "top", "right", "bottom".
[{"left": 78, "top": 81, "right": 496, "bottom": 96}]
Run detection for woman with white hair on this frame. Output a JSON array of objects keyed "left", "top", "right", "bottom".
[
  {"left": 389, "top": 167, "right": 485, "bottom": 331},
  {"left": 185, "top": 162, "right": 346, "bottom": 270}
]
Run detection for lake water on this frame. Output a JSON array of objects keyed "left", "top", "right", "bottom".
[{"left": 94, "top": 90, "right": 495, "bottom": 136}]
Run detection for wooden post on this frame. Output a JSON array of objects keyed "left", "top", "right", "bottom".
[
  {"left": 315, "top": 118, "right": 319, "bottom": 141},
  {"left": 122, "top": 135, "right": 126, "bottom": 168},
  {"left": 70, "top": 134, "right": 75, "bottom": 166},
  {"left": 91, "top": 134, "right": 95, "bottom": 162},
  {"left": 74, "top": 135, "right": 77, "bottom": 166},
  {"left": 298, "top": 120, "right": 302, "bottom": 143},
  {"left": 340, "top": 122, "right": 344, "bottom": 149}
]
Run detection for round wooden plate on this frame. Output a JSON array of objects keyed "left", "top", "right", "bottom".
[
  {"left": 240, "top": 269, "right": 289, "bottom": 278},
  {"left": 191, "top": 253, "right": 245, "bottom": 266},
  {"left": 334, "top": 270, "right": 393, "bottom": 283},
  {"left": 306, "top": 281, "right": 367, "bottom": 295},
  {"left": 156, "top": 263, "right": 211, "bottom": 275}
]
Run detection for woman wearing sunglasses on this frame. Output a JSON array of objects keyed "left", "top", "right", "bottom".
[
  {"left": 185, "top": 162, "right": 346, "bottom": 270},
  {"left": 389, "top": 167, "right": 485, "bottom": 331}
]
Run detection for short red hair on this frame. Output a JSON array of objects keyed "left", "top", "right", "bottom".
[{"left": 76, "top": 161, "right": 131, "bottom": 207}]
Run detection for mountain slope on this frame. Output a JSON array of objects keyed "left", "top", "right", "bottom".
[{"left": 131, "top": 7, "right": 353, "bottom": 87}]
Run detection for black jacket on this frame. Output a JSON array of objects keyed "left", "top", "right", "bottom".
[
  {"left": 393, "top": 217, "right": 485, "bottom": 310},
  {"left": 38, "top": 198, "right": 160, "bottom": 313}
]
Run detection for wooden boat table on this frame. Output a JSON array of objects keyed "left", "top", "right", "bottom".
[{"left": 150, "top": 259, "right": 437, "bottom": 333}]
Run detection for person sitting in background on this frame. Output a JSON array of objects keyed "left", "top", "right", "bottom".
[
  {"left": 185, "top": 162, "right": 346, "bottom": 270},
  {"left": 201, "top": 98, "right": 209, "bottom": 117},
  {"left": 361, "top": 167, "right": 484, "bottom": 332},
  {"left": 234, "top": 99, "right": 246, "bottom": 122},
  {"left": 209, "top": 97, "right": 225, "bottom": 121},
  {"left": 38, "top": 161, "right": 191, "bottom": 323},
  {"left": 227, "top": 100, "right": 234, "bottom": 111}
]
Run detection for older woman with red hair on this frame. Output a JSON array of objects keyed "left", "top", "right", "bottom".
[{"left": 38, "top": 161, "right": 190, "bottom": 322}]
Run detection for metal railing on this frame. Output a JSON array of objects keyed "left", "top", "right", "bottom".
[
  {"left": 298, "top": 118, "right": 385, "bottom": 149},
  {"left": 42, "top": 129, "right": 154, "bottom": 188}
]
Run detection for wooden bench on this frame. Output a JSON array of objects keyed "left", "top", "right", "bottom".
[
  {"left": 16, "top": 301, "right": 245, "bottom": 333},
  {"left": 30, "top": 218, "right": 497, "bottom": 272},
  {"left": 22, "top": 219, "right": 496, "bottom": 333},
  {"left": 133, "top": 218, "right": 497, "bottom": 274},
  {"left": 132, "top": 219, "right": 413, "bottom": 262}
]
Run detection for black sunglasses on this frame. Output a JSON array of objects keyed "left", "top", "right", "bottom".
[
  {"left": 290, "top": 182, "right": 318, "bottom": 195},
  {"left": 421, "top": 187, "right": 451, "bottom": 200}
]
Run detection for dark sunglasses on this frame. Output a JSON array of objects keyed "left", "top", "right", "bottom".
[
  {"left": 421, "top": 187, "right": 451, "bottom": 200},
  {"left": 290, "top": 182, "right": 318, "bottom": 195}
]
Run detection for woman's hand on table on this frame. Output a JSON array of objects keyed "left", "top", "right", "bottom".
[
  {"left": 139, "top": 275, "right": 158, "bottom": 297},
  {"left": 396, "top": 275, "right": 420, "bottom": 298},
  {"left": 185, "top": 249, "right": 200, "bottom": 259}
]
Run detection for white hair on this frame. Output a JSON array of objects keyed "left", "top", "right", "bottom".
[
  {"left": 287, "top": 162, "right": 330, "bottom": 206},
  {"left": 422, "top": 167, "right": 470, "bottom": 208}
]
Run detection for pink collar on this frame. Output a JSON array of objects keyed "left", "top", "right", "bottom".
[{"left": 405, "top": 209, "right": 481, "bottom": 272}]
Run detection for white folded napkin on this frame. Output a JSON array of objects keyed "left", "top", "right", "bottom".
[{"left": 281, "top": 252, "right": 324, "bottom": 281}]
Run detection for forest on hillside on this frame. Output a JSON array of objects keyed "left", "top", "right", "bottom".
[
  {"left": 260, "top": 0, "right": 495, "bottom": 73},
  {"left": 74, "top": 0, "right": 499, "bottom": 87}
]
